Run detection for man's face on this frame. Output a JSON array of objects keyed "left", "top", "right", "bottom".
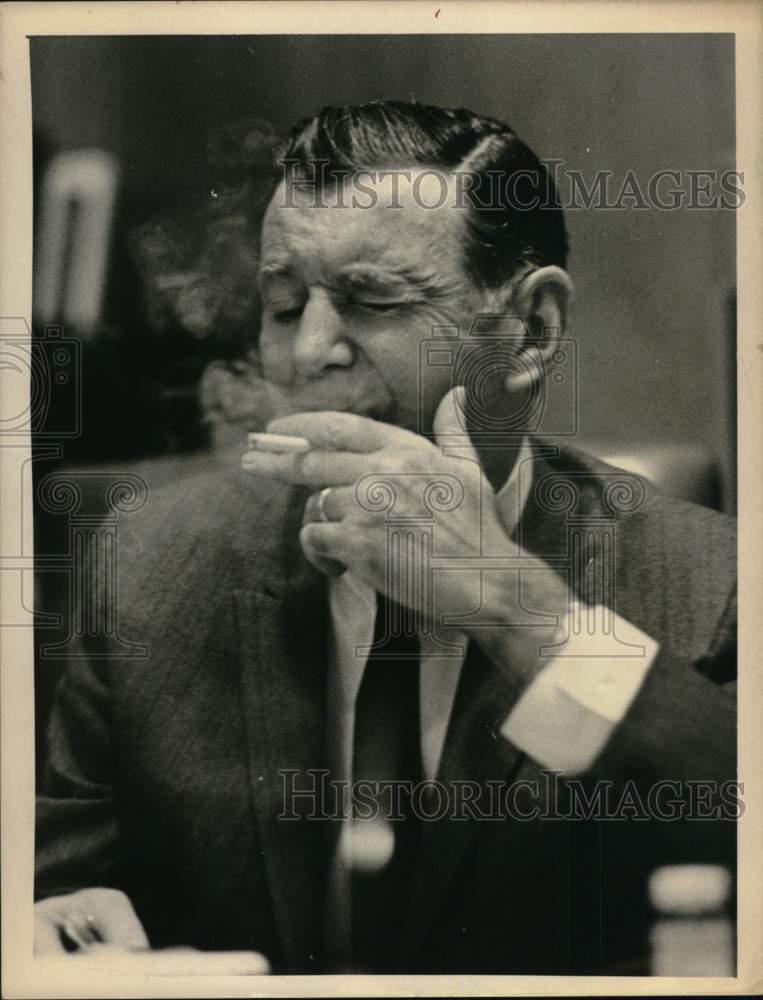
[{"left": 257, "top": 171, "right": 484, "bottom": 434}]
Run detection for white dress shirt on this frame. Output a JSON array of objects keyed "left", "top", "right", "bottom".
[{"left": 323, "top": 439, "right": 658, "bottom": 960}]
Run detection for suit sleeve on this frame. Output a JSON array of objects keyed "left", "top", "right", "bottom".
[
  {"left": 502, "top": 589, "right": 736, "bottom": 785},
  {"left": 35, "top": 656, "right": 123, "bottom": 901},
  {"left": 588, "top": 639, "right": 736, "bottom": 786}
]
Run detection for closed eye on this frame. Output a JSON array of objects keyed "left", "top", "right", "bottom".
[
  {"left": 356, "top": 301, "right": 405, "bottom": 314},
  {"left": 272, "top": 306, "right": 304, "bottom": 324}
]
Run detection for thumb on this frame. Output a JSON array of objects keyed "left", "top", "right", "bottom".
[{"left": 433, "top": 386, "right": 479, "bottom": 460}]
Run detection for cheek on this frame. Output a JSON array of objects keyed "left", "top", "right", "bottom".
[
  {"left": 364, "top": 327, "right": 451, "bottom": 430},
  {"left": 419, "top": 366, "right": 455, "bottom": 427},
  {"left": 367, "top": 334, "right": 414, "bottom": 373},
  {"left": 259, "top": 328, "right": 292, "bottom": 381},
  {"left": 368, "top": 329, "right": 422, "bottom": 387}
]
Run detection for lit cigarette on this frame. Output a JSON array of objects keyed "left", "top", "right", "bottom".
[{"left": 247, "top": 432, "right": 311, "bottom": 453}]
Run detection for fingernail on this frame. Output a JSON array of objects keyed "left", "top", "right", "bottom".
[{"left": 306, "top": 529, "right": 327, "bottom": 553}]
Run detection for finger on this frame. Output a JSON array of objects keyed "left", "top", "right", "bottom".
[
  {"left": 303, "top": 486, "right": 358, "bottom": 525},
  {"left": 299, "top": 509, "right": 348, "bottom": 576},
  {"left": 34, "top": 912, "right": 67, "bottom": 955},
  {"left": 147, "top": 948, "right": 270, "bottom": 976},
  {"left": 78, "top": 888, "right": 150, "bottom": 950},
  {"left": 301, "top": 537, "right": 347, "bottom": 577},
  {"left": 62, "top": 911, "right": 101, "bottom": 949},
  {"left": 301, "top": 544, "right": 347, "bottom": 578},
  {"left": 433, "top": 385, "right": 479, "bottom": 458},
  {"left": 247, "top": 432, "right": 311, "bottom": 453},
  {"left": 266, "top": 411, "right": 417, "bottom": 453},
  {"left": 300, "top": 523, "right": 356, "bottom": 569},
  {"left": 75, "top": 946, "right": 270, "bottom": 976},
  {"left": 241, "top": 448, "right": 374, "bottom": 487}
]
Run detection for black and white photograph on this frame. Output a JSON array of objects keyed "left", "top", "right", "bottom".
[{"left": 1, "top": 3, "right": 761, "bottom": 996}]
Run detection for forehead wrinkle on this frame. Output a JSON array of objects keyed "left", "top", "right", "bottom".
[
  {"left": 336, "top": 261, "right": 450, "bottom": 297},
  {"left": 261, "top": 180, "right": 471, "bottom": 296}
]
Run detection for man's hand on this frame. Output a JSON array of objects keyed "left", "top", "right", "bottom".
[
  {"left": 34, "top": 889, "right": 270, "bottom": 974},
  {"left": 242, "top": 388, "right": 507, "bottom": 612},
  {"left": 241, "top": 387, "right": 570, "bottom": 674},
  {"left": 34, "top": 888, "right": 150, "bottom": 954}
]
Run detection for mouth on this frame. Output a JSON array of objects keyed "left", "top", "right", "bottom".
[
  {"left": 266, "top": 363, "right": 398, "bottom": 422},
  {"left": 201, "top": 359, "right": 397, "bottom": 429}
]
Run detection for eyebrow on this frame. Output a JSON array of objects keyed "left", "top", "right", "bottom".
[
  {"left": 334, "top": 263, "right": 446, "bottom": 297},
  {"left": 258, "top": 261, "right": 292, "bottom": 286},
  {"left": 258, "top": 259, "right": 448, "bottom": 298}
]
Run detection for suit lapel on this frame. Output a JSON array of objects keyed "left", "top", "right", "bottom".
[
  {"left": 400, "top": 445, "right": 604, "bottom": 966},
  {"left": 231, "top": 449, "right": 611, "bottom": 969},
  {"left": 233, "top": 486, "right": 331, "bottom": 971}
]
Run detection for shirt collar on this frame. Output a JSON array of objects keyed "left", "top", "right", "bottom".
[{"left": 494, "top": 435, "right": 534, "bottom": 540}]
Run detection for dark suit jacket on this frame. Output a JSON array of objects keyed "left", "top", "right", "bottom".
[{"left": 36, "top": 444, "right": 737, "bottom": 974}]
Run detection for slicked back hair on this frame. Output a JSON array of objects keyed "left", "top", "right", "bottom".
[{"left": 275, "top": 101, "right": 569, "bottom": 289}]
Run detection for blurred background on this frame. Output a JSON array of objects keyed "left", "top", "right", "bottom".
[
  {"left": 30, "top": 32, "right": 737, "bottom": 714},
  {"left": 30, "top": 33, "right": 736, "bottom": 495},
  {"left": 31, "top": 30, "right": 738, "bottom": 742},
  {"left": 29, "top": 34, "right": 738, "bottom": 974}
]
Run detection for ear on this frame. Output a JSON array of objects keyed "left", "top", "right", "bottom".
[{"left": 492, "top": 265, "right": 574, "bottom": 394}]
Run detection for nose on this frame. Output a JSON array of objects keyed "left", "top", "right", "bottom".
[{"left": 292, "top": 289, "right": 354, "bottom": 376}]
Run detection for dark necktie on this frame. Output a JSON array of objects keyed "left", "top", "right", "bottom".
[{"left": 351, "top": 593, "right": 422, "bottom": 971}]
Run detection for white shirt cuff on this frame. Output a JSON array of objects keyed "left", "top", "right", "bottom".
[{"left": 501, "top": 605, "right": 659, "bottom": 774}]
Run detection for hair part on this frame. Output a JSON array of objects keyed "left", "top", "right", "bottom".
[
  {"left": 274, "top": 101, "right": 569, "bottom": 288},
  {"left": 130, "top": 103, "right": 569, "bottom": 348}
]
